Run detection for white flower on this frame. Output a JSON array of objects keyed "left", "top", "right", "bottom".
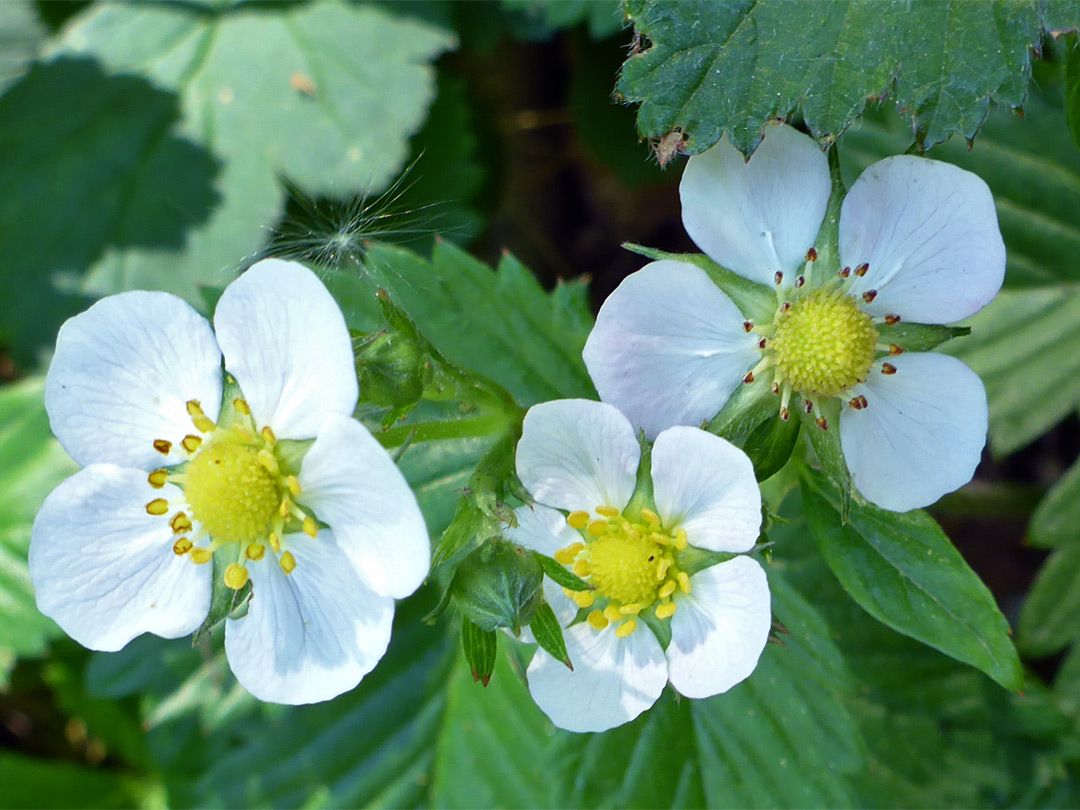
[
  {"left": 30, "top": 259, "right": 430, "bottom": 705},
  {"left": 510, "top": 399, "right": 771, "bottom": 733},
  {"left": 584, "top": 124, "right": 1004, "bottom": 512}
]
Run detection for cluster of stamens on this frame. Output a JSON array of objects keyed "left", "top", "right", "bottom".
[
  {"left": 554, "top": 505, "right": 691, "bottom": 639},
  {"left": 144, "top": 393, "right": 319, "bottom": 590},
  {"left": 740, "top": 248, "right": 905, "bottom": 428}
]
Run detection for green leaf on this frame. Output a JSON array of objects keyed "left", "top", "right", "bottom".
[
  {"left": 742, "top": 410, "right": 800, "bottom": 482},
  {"left": 0, "top": 753, "right": 162, "bottom": 810},
  {"left": 1018, "top": 542, "right": 1080, "bottom": 656},
  {"left": 535, "top": 552, "right": 592, "bottom": 592},
  {"left": 0, "top": 1, "right": 452, "bottom": 357},
  {"left": 0, "top": 0, "right": 44, "bottom": 92},
  {"left": 554, "top": 570, "right": 862, "bottom": 808},
  {"left": 799, "top": 398, "right": 851, "bottom": 508},
  {"left": 945, "top": 286, "right": 1080, "bottom": 456},
  {"left": 431, "top": 645, "right": 554, "bottom": 809},
  {"left": 1030, "top": 455, "right": 1080, "bottom": 548},
  {"left": 875, "top": 322, "right": 970, "bottom": 353},
  {"left": 501, "top": 0, "right": 624, "bottom": 40},
  {"left": 1066, "top": 34, "right": 1080, "bottom": 151},
  {"left": 618, "top": 0, "right": 1073, "bottom": 159},
  {"left": 801, "top": 470, "right": 1024, "bottom": 690},
  {"left": 529, "top": 602, "right": 571, "bottom": 670},
  {"left": 460, "top": 617, "right": 498, "bottom": 686},
  {"left": 0, "top": 379, "right": 78, "bottom": 685}
]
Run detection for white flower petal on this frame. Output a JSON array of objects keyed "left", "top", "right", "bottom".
[
  {"left": 507, "top": 504, "right": 584, "bottom": 628},
  {"left": 840, "top": 156, "right": 1005, "bottom": 323},
  {"left": 224, "top": 530, "right": 395, "bottom": 705},
  {"left": 526, "top": 622, "right": 667, "bottom": 732},
  {"left": 29, "top": 465, "right": 211, "bottom": 651},
  {"left": 666, "top": 556, "right": 771, "bottom": 699},
  {"left": 45, "top": 292, "right": 222, "bottom": 469},
  {"left": 680, "top": 124, "right": 831, "bottom": 287},
  {"left": 214, "top": 259, "right": 358, "bottom": 440},
  {"left": 583, "top": 261, "right": 761, "bottom": 439},
  {"left": 839, "top": 353, "right": 988, "bottom": 512},
  {"left": 516, "top": 400, "right": 639, "bottom": 514},
  {"left": 298, "top": 415, "right": 429, "bottom": 599},
  {"left": 651, "top": 426, "right": 762, "bottom": 553}
]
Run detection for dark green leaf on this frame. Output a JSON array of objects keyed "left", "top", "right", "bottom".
[
  {"left": 1030, "top": 455, "right": 1080, "bottom": 548},
  {"left": 529, "top": 602, "right": 571, "bottom": 670},
  {"left": 799, "top": 398, "right": 851, "bottom": 509},
  {"left": 802, "top": 470, "right": 1024, "bottom": 690},
  {"left": 618, "top": 0, "right": 1072, "bottom": 159},
  {"left": 0, "top": 753, "right": 159, "bottom": 810},
  {"left": 742, "top": 410, "right": 800, "bottom": 481},
  {"left": 1066, "top": 34, "right": 1080, "bottom": 151},
  {"left": 460, "top": 617, "right": 498, "bottom": 686},
  {"left": 535, "top": 552, "right": 592, "bottom": 592},
  {"left": 1018, "top": 542, "right": 1080, "bottom": 656},
  {"left": 501, "top": 0, "right": 624, "bottom": 40},
  {"left": 0, "top": 0, "right": 44, "bottom": 92}
]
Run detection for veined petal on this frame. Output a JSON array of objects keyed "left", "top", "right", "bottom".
[
  {"left": 45, "top": 291, "right": 222, "bottom": 470},
  {"left": 224, "top": 530, "right": 394, "bottom": 705},
  {"left": 214, "top": 259, "right": 358, "bottom": 441},
  {"left": 516, "top": 400, "right": 639, "bottom": 515},
  {"left": 666, "top": 556, "right": 771, "bottom": 699},
  {"left": 526, "top": 622, "right": 667, "bottom": 733},
  {"left": 298, "top": 415, "right": 429, "bottom": 600},
  {"left": 839, "top": 353, "right": 988, "bottom": 512},
  {"left": 680, "top": 124, "right": 830, "bottom": 287},
  {"left": 29, "top": 465, "right": 211, "bottom": 651},
  {"left": 840, "top": 156, "right": 1005, "bottom": 323},
  {"left": 651, "top": 426, "right": 761, "bottom": 553},
  {"left": 583, "top": 261, "right": 761, "bottom": 439},
  {"left": 507, "top": 504, "right": 582, "bottom": 627}
]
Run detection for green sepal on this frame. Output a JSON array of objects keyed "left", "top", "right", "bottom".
[
  {"left": 450, "top": 540, "right": 544, "bottom": 634},
  {"left": 677, "top": 545, "right": 738, "bottom": 577},
  {"left": 798, "top": 398, "right": 851, "bottom": 521},
  {"left": 622, "top": 242, "right": 776, "bottom": 323},
  {"left": 876, "top": 322, "right": 970, "bottom": 354},
  {"left": 535, "top": 553, "right": 593, "bottom": 592},
  {"left": 460, "top": 617, "right": 498, "bottom": 686},
  {"left": 705, "top": 377, "right": 777, "bottom": 445},
  {"left": 623, "top": 432, "right": 656, "bottom": 520},
  {"left": 529, "top": 602, "right": 572, "bottom": 671},
  {"left": 742, "top": 410, "right": 801, "bottom": 482},
  {"left": 636, "top": 608, "right": 672, "bottom": 650},
  {"left": 811, "top": 144, "right": 844, "bottom": 273},
  {"left": 192, "top": 553, "right": 251, "bottom": 644},
  {"left": 432, "top": 432, "right": 519, "bottom": 571},
  {"left": 352, "top": 289, "right": 426, "bottom": 410}
]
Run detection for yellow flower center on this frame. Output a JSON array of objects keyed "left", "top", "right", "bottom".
[
  {"left": 769, "top": 288, "right": 878, "bottom": 398},
  {"left": 184, "top": 442, "right": 280, "bottom": 545},
  {"left": 557, "top": 506, "right": 691, "bottom": 638}
]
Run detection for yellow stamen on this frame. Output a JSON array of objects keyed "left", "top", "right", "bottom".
[
  {"left": 189, "top": 547, "right": 212, "bottom": 565},
  {"left": 147, "top": 470, "right": 168, "bottom": 489},
  {"left": 153, "top": 439, "right": 172, "bottom": 456},
  {"left": 603, "top": 604, "right": 622, "bottom": 624},
  {"left": 268, "top": 532, "right": 281, "bottom": 553},
  {"left": 675, "top": 529, "right": 688, "bottom": 550},
  {"left": 261, "top": 426, "right": 276, "bottom": 446},
  {"left": 233, "top": 424, "right": 255, "bottom": 441},
  {"left": 595, "top": 505, "right": 619, "bottom": 518},
  {"left": 172, "top": 537, "right": 192, "bottom": 556},
  {"left": 145, "top": 498, "right": 169, "bottom": 516},
  {"left": 651, "top": 532, "right": 673, "bottom": 547},
  {"left": 233, "top": 398, "right": 251, "bottom": 415},
  {"left": 587, "top": 609, "right": 609, "bottom": 631},
  {"left": 287, "top": 475, "right": 302, "bottom": 496},
  {"left": 181, "top": 434, "right": 202, "bottom": 453},
  {"left": 223, "top": 563, "right": 249, "bottom": 590},
  {"left": 615, "top": 619, "right": 637, "bottom": 638},
  {"left": 678, "top": 571, "right": 691, "bottom": 593},
  {"left": 278, "top": 497, "right": 291, "bottom": 519},
  {"left": 572, "top": 591, "right": 595, "bottom": 608},
  {"left": 659, "top": 580, "right": 677, "bottom": 599},
  {"left": 185, "top": 400, "right": 216, "bottom": 434},
  {"left": 567, "top": 511, "right": 589, "bottom": 530},
  {"left": 619, "top": 602, "right": 642, "bottom": 615},
  {"left": 279, "top": 551, "right": 296, "bottom": 575},
  {"left": 572, "top": 559, "right": 590, "bottom": 578},
  {"left": 554, "top": 542, "right": 584, "bottom": 565},
  {"left": 302, "top": 516, "right": 318, "bottom": 538},
  {"left": 655, "top": 602, "right": 677, "bottom": 619},
  {"left": 170, "top": 512, "right": 192, "bottom": 534},
  {"left": 640, "top": 507, "right": 660, "bottom": 527},
  {"left": 656, "top": 557, "right": 671, "bottom": 580},
  {"left": 257, "top": 448, "right": 279, "bottom": 475},
  {"left": 246, "top": 543, "right": 266, "bottom": 561},
  {"left": 586, "top": 520, "right": 607, "bottom": 537}
]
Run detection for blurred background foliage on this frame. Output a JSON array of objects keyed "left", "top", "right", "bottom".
[{"left": 4, "top": 1, "right": 1080, "bottom": 807}]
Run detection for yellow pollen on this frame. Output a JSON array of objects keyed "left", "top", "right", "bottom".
[
  {"left": 186, "top": 400, "right": 217, "bottom": 433},
  {"left": 603, "top": 604, "right": 623, "bottom": 623},
  {"left": 148, "top": 469, "right": 168, "bottom": 489},
  {"left": 619, "top": 602, "right": 642, "bottom": 615},
  {"left": 173, "top": 537, "right": 192, "bottom": 556},
  {"left": 586, "top": 520, "right": 607, "bottom": 537},
  {"left": 257, "top": 448, "right": 279, "bottom": 475},
  {"left": 146, "top": 498, "right": 169, "bottom": 516},
  {"left": 615, "top": 619, "right": 637, "bottom": 638},
  {"left": 184, "top": 442, "right": 279, "bottom": 544},
  {"left": 280, "top": 551, "right": 296, "bottom": 575},
  {"left": 554, "top": 542, "right": 584, "bottom": 565},
  {"left": 233, "top": 398, "right": 251, "bottom": 415},
  {"left": 223, "top": 563, "right": 249, "bottom": 590},
  {"left": 170, "top": 512, "right": 192, "bottom": 534},
  {"left": 675, "top": 529, "right": 688, "bottom": 550},
  {"left": 287, "top": 475, "right": 302, "bottom": 496},
  {"left": 659, "top": 580, "right": 677, "bottom": 599},
  {"left": 181, "top": 434, "right": 202, "bottom": 453},
  {"left": 572, "top": 559, "right": 590, "bottom": 578},
  {"left": 246, "top": 543, "right": 266, "bottom": 561},
  {"left": 189, "top": 547, "right": 212, "bottom": 565},
  {"left": 678, "top": 571, "right": 691, "bottom": 593},
  {"left": 302, "top": 517, "right": 318, "bottom": 538},
  {"left": 567, "top": 511, "right": 589, "bottom": 529},
  {"left": 640, "top": 507, "right": 661, "bottom": 527},
  {"left": 261, "top": 426, "right": 276, "bottom": 446},
  {"left": 268, "top": 532, "right": 281, "bottom": 552},
  {"left": 769, "top": 288, "right": 878, "bottom": 397},
  {"left": 587, "top": 609, "right": 609, "bottom": 630},
  {"left": 585, "top": 527, "right": 665, "bottom": 606},
  {"left": 571, "top": 591, "right": 595, "bottom": 608},
  {"left": 655, "top": 602, "right": 677, "bottom": 619},
  {"left": 153, "top": 439, "right": 172, "bottom": 456},
  {"left": 595, "top": 505, "right": 619, "bottom": 517},
  {"left": 656, "top": 557, "right": 671, "bottom": 580}
]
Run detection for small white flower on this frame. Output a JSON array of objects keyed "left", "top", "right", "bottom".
[
  {"left": 584, "top": 124, "right": 1004, "bottom": 512},
  {"left": 31, "top": 259, "right": 430, "bottom": 705},
  {"left": 510, "top": 399, "right": 770, "bottom": 733}
]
